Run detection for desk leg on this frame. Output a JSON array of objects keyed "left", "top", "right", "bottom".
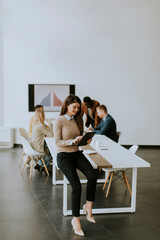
[
  {"left": 131, "top": 167, "right": 137, "bottom": 213},
  {"left": 62, "top": 167, "right": 138, "bottom": 215},
  {"left": 52, "top": 159, "right": 65, "bottom": 185},
  {"left": 63, "top": 176, "right": 68, "bottom": 216},
  {"left": 52, "top": 161, "right": 56, "bottom": 185}
]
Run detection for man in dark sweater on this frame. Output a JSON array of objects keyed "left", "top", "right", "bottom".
[{"left": 88, "top": 105, "right": 118, "bottom": 142}]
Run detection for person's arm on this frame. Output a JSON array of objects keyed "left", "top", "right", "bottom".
[
  {"left": 93, "top": 121, "right": 102, "bottom": 131},
  {"left": 41, "top": 123, "right": 53, "bottom": 137},
  {"left": 94, "top": 118, "right": 112, "bottom": 135},
  {"left": 81, "top": 103, "right": 84, "bottom": 117},
  {"left": 28, "top": 116, "right": 34, "bottom": 137},
  {"left": 94, "top": 108, "right": 101, "bottom": 127},
  {"left": 54, "top": 119, "right": 75, "bottom": 147}
]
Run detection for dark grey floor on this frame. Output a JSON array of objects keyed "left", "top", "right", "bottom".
[{"left": 0, "top": 146, "right": 160, "bottom": 240}]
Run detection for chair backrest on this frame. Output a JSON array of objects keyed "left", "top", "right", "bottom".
[
  {"left": 116, "top": 131, "right": 121, "bottom": 142},
  {"left": 20, "top": 136, "right": 41, "bottom": 156},
  {"left": 19, "top": 128, "right": 29, "bottom": 140},
  {"left": 129, "top": 144, "right": 139, "bottom": 154}
]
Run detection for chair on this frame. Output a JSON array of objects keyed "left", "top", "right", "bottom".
[
  {"left": 116, "top": 131, "right": 121, "bottom": 142},
  {"left": 102, "top": 144, "right": 139, "bottom": 197},
  {"left": 19, "top": 129, "right": 49, "bottom": 178},
  {"left": 18, "top": 128, "right": 29, "bottom": 167},
  {"left": 103, "top": 131, "right": 121, "bottom": 180},
  {"left": 19, "top": 128, "right": 29, "bottom": 140}
]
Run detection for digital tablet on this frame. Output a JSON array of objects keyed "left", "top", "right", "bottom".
[{"left": 77, "top": 132, "right": 96, "bottom": 146}]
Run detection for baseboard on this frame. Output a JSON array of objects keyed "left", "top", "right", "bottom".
[
  {"left": 13, "top": 144, "right": 160, "bottom": 149},
  {"left": 122, "top": 145, "right": 160, "bottom": 149},
  {"left": 14, "top": 144, "right": 22, "bottom": 148}
]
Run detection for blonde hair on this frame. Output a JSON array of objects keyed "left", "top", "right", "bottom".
[{"left": 33, "top": 110, "right": 45, "bottom": 124}]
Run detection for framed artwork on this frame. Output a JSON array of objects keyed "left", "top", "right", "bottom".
[{"left": 28, "top": 84, "right": 75, "bottom": 112}]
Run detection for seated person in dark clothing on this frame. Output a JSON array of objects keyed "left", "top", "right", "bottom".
[{"left": 88, "top": 105, "right": 118, "bottom": 142}]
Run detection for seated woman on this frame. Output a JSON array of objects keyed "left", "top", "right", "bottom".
[
  {"left": 29, "top": 109, "right": 53, "bottom": 172},
  {"left": 54, "top": 94, "right": 97, "bottom": 236}
]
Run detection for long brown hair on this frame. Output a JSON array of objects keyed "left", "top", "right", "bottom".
[{"left": 60, "top": 94, "right": 83, "bottom": 134}]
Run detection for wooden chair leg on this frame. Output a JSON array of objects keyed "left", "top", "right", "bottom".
[
  {"left": 36, "top": 156, "right": 39, "bottom": 163},
  {"left": 30, "top": 156, "right": 34, "bottom": 178},
  {"left": 103, "top": 172, "right": 111, "bottom": 190},
  {"left": 124, "top": 172, "right": 132, "bottom": 196},
  {"left": 122, "top": 171, "right": 128, "bottom": 190},
  {"left": 21, "top": 156, "right": 29, "bottom": 174},
  {"left": 19, "top": 152, "right": 25, "bottom": 166},
  {"left": 41, "top": 156, "right": 49, "bottom": 176},
  {"left": 106, "top": 172, "right": 114, "bottom": 197}
]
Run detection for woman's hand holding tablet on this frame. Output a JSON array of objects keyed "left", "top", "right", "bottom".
[{"left": 76, "top": 132, "right": 96, "bottom": 146}]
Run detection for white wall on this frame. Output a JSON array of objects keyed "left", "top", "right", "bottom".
[
  {"left": 2, "top": 0, "right": 160, "bottom": 145},
  {"left": 0, "top": 0, "right": 4, "bottom": 126}
]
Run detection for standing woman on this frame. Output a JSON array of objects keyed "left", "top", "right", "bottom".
[{"left": 54, "top": 94, "right": 97, "bottom": 236}]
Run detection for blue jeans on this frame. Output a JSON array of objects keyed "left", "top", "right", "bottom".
[{"left": 37, "top": 154, "right": 52, "bottom": 167}]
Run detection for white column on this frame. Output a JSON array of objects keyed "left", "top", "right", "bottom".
[{"left": 0, "top": 0, "right": 4, "bottom": 126}]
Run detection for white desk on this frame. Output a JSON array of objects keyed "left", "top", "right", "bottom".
[
  {"left": 45, "top": 136, "right": 150, "bottom": 216},
  {"left": 45, "top": 137, "right": 108, "bottom": 185}
]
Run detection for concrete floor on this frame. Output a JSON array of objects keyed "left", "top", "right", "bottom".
[{"left": 0, "top": 146, "right": 160, "bottom": 240}]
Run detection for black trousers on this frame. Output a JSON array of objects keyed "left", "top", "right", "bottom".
[{"left": 57, "top": 151, "right": 97, "bottom": 217}]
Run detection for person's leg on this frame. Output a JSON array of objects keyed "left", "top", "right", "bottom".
[
  {"left": 37, "top": 158, "right": 42, "bottom": 166},
  {"left": 57, "top": 152, "right": 82, "bottom": 217},
  {"left": 41, "top": 154, "right": 51, "bottom": 167},
  {"left": 75, "top": 151, "right": 97, "bottom": 219},
  {"left": 37, "top": 155, "right": 50, "bottom": 167},
  {"left": 75, "top": 151, "right": 97, "bottom": 202},
  {"left": 71, "top": 217, "right": 84, "bottom": 236},
  {"left": 57, "top": 152, "right": 84, "bottom": 234}
]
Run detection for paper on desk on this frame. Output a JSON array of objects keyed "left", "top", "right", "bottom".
[{"left": 83, "top": 150, "right": 97, "bottom": 155}]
